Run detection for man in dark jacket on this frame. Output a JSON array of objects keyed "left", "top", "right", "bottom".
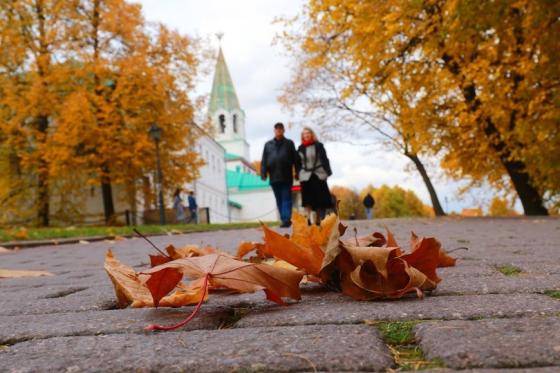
[
  {"left": 261, "top": 122, "right": 300, "bottom": 227},
  {"left": 363, "top": 193, "right": 375, "bottom": 220}
]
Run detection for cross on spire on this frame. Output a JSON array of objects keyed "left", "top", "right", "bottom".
[{"left": 216, "top": 32, "right": 224, "bottom": 45}]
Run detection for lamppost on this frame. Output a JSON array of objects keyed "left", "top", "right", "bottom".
[{"left": 149, "top": 123, "right": 166, "bottom": 225}]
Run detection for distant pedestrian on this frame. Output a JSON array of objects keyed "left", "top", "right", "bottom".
[
  {"left": 363, "top": 192, "right": 375, "bottom": 220},
  {"left": 173, "top": 188, "right": 186, "bottom": 223},
  {"left": 261, "top": 122, "right": 300, "bottom": 227},
  {"left": 297, "top": 127, "right": 333, "bottom": 225},
  {"left": 187, "top": 191, "right": 198, "bottom": 224}
]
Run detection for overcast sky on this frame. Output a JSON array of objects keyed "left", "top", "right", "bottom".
[{"left": 135, "top": 0, "right": 503, "bottom": 213}]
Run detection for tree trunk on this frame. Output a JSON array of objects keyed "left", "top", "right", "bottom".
[
  {"left": 92, "top": 0, "right": 116, "bottom": 224},
  {"left": 34, "top": 2, "right": 50, "bottom": 226},
  {"left": 442, "top": 54, "right": 548, "bottom": 216},
  {"left": 36, "top": 115, "right": 49, "bottom": 226},
  {"left": 482, "top": 118, "right": 548, "bottom": 216},
  {"left": 464, "top": 84, "right": 548, "bottom": 216},
  {"left": 101, "top": 165, "right": 115, "bottom": 224},
  {"left": 405, "top": 152, "right": 446, "bottom": 216}
]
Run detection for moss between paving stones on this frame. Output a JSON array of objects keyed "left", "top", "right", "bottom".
[
  {"left": 544, "top": 290, "right": 560, "bottom": 300},
  {"left": 495, "top": 265, "right": 524, "bottom": 276},
  {"left": 368, "top": 321, "right": 445, "bottom": 371}
]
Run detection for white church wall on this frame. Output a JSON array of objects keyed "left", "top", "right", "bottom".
[
  {"left": 186, "top": 135, "right": 230, "bottom": 223},
  {"left": 221, "top": 139, "right": 251, "bottom": 161},
  {"left": 228, "top": 188, "right": 278, "bottom": 222}
]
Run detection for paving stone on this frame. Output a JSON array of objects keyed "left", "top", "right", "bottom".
[
  {"left": 1, "top": 217, "right": 559, "bottom": 372},
  {"left": 236, "top": 294, "right": 560, "bottom": 328},
  {"left": 0, "top": 307, "right": 232, "bottom": 344},
  {"left": 0, "top": 290, "right": 115, "bottom": 316},
  {"left": 0, "top": 284, "right": 89, "bottom": 298},
  {"left": 434, "top": 272, "right": 560, "bottom": 295},
  {"left": 416, "top": 317, "right": 560, "bottom": 369},
  {"left": 437, "top": 264, "right": 497, "bottom": 278},
  {"left": 0, "top": 324, "right": 393, "bottom": 372},
  {"left": 403, "top": 368, "right": 560, "bottom": 373},
  {"left": 456, "top": 368, "right": 560, "bottom": 373}
]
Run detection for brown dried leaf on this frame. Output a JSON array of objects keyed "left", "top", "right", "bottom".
[
  {"left": 262, "top": 225, "right": 325, "bottom": 275},
  {"left": 0, "top": 269, "right": 53, "bottom": 278},
  {"left": 104, "top": 250, "right": 205, "bottom": 308},
  {"left": 143, "top": 253, "right": 304, "bottom": 307}
]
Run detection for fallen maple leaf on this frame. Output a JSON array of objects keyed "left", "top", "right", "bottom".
[
  {"left": 341, "top": 252, "right": 436, "bottom": 300},
  {"left": 237, "top": 241, "right": 267, "bottom": 259},
  {"left": 0, "top": 269, "right": 53, "bottom": 278},
  {"left": 104, "top": 250, "right": 205, "bottom": 308},
  {"left": 238, "top": 212, "right": 341, "bottom": 276},
  {"left": 410, "top": 231, "right": 457, "bottom": 268},
  {"left": 104, "top": 220, "right": 457, "bottom": 333},
  {"left": 400, "top": 237, "right": 442, "bottom": 284},
  {"left": 262, "top": 225, "right": 325, "bottom": 275},
  {"left": 149, "top": 244, "right": 220, "bottom": 267},
  {"left": 142, "top": 253, "right": 304, "bottom": 331},
  {"left": 291, "top": 211, "right": 338, "bottom": 249},
  {"left": 321, "top": 226, "right": 443, "bottom": 300}
]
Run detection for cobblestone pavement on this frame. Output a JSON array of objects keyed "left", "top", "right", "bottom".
[{"left": 1, "top": 217, "right": 559, "bottom": 372}]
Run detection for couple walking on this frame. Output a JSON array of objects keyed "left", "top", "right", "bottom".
[
  {"left": 261, "top": 122, "right": 333, "bottom": 227},
  {"left": 172, "top": 188, "right": 198, "bottom": 224}
]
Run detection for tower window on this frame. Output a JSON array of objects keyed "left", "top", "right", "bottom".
[
  {"left": 233, "top": 114, "right": 238, "bottom": 133},
  {"left": 219, "top": 114, "right": 226, "bottom": 133}
]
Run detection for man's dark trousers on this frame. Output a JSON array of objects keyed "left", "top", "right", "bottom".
[{"left": 271, "top": 182, "right": 292, "bottom": 225}]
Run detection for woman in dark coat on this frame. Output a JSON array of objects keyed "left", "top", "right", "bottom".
[{"left": 297, "top": 127, "right": 333, "bottom": 224}]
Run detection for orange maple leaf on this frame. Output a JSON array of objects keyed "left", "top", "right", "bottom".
[
  {"left": 261, "top": 224, "right": 326, "bottom": 275},
  {"left": 341, "top": 251, "right": 437, "bottom": 300},
  {"left": 410, "top": 231, "right": 457, "bottom": 268},
  {"left": 149, "top": 244, "right": 220, "bottom": 267},
  {"left": 104, "top": 250, "right": 205, "bottom": 308},
  {"left": 142, "top": 253, "right": 304, "bottom": 331},
  {"left": 322, "top": 228, "right": 442, "bottom": 299},
  {"left": 237, "top": 241, "right": 268, "bottom": 259}
]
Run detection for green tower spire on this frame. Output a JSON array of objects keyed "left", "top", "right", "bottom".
[{"left": 208, "top": 47, "right": 241, "bottom": 114}]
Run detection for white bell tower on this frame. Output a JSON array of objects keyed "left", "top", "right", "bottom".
[{"left": 208, "top": 36, "right": 250, "bottom": 162}]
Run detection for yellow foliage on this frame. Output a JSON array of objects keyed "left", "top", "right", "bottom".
[
  {"left": 0, "top": 1, "right": 205, "bottom": 225},
  {"left": 280, "top": 0, "right": 559, "bottom": 215},
  {"left": 488, "top": 198, "right": 518, "bottom": 217}
]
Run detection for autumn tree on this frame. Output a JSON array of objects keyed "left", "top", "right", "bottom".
[
  {"left": 0, "top": 0, "right": 204, "bottom": 225},
  {"left": 366, "top": 185, "right": 431, "bottom": 219},
  {"left": 332, "top": 184, "right": 430, "bottom": 219},
  {"left": 279, "top": 2, "right": 448, "bottom": 216},
  {"left": 282, "top": 0, "right": 559, "bottom": 216},
  {"left": 488, "top": 197, "right": 518, "bottom": 217},
  {"left": 251, "top": 160, "right": 261, "bottom": 175},
  {"left": 0, "top": 0, "right": 74, "bottom": 225},
  {"left": 330, "top": 185, "right": 364, "bottom": 220},
  {"left": 47, "top": 1, "right": 203, "bottom": 223}
]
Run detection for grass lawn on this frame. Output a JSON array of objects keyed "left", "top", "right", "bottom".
[{"left": 0, "top": 222, "right": 276, "bottom": 243}]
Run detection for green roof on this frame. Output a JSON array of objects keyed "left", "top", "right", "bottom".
[
  {"left": 224, "top": 152, "right": 240, "bottom": 161},
  {"left": 227, "top": 169, "right": 270, "bottom": 191},
  {"left": 208, "top": 48, "right": 240, "bottom": 114}
]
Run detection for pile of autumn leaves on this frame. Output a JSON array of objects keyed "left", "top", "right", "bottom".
[{"left": 105, "top": 212, "right": 456, "bottom": 331}]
